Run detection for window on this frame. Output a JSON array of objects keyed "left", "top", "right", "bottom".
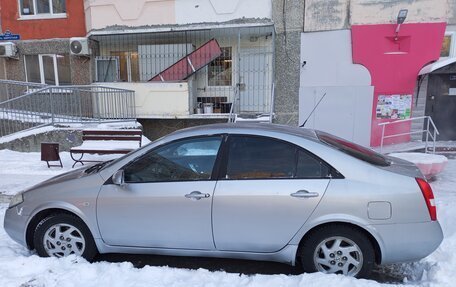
[
  {"left": 24, "top": 54, "right": 71, "bottom": 85},
  {"left": 296, "top": 150, "right": 330, "bottom": 179},
  {"left": 124, "top": 136, "right": 223, "bottom": 183},
  {"left": 96, "top": 57, "right": 119, "bottom": 82},
  {"left": 441, "top": 35, "right": 452, "bottom": 57},
  {"left": 19, "top": 0, "right": 66, "bottom": 17},
  {"left": 225, "top": 136, "right": 330, "bottom": 180},
  {"left": 316, "top": 131, "right": 390, "bottom": 167},
  {"left": 208, "top": 47, "right": 232, "bottom": 86},
  {"left": 96, "top": 52, "right": 139, "bottom": 82}
]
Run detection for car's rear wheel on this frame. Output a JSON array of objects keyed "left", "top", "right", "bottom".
[
  {"left": 33, "top": 214, "right": 97, "bottom": 261},
  {"left": 300, "top": 225, "right": 375, "bottom": 278}
]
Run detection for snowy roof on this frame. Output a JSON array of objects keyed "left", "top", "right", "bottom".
[
  {"left": 88, "top": 18, "right": 274, "bottom": 36},
  {"left": 419, "top": 57, "right": 456, "bottom": 75}
]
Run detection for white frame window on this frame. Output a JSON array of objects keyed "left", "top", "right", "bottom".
[
  {"left": 24, "top": 54, "right": 70, "bottom": 86},
  {"left": 18, "top": 0, "right": 66, "bottom": 20},
  {"left": 441, "top": 32, "right": 456, "bottom": 58},
  {"left": 95, "top": 56, "right": 120, "bottom": 82}
]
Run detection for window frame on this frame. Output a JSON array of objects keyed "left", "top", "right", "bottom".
[
  {"left": 217, "top": 134, "right": 341, "bottom": 181},
  {"left": 24, "top": 54, "right": 70, "bottom": 86},
  {"left": 18, "top": 0, "right": 67, "bottom": 20},
  {"left": 122, "top": 135, "right": 226, "bottom": 184},
  {"left": 441, "top": 32, "right": 456, "bottom": 59},
  {"left": 95, "top": 56, "right": 120, "bottom": 82}
]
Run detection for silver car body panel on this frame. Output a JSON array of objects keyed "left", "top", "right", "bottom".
[
  {"left": 212, "top": 179, "right": 329, "bottom": 252},
  {"left": 97, "top": 181, "right": 216, "bottom": 249},
  {"left": 3, "top": 123, "right": 443, "bottom": 266}
]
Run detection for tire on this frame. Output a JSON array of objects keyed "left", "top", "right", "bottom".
[
  {"left": 33, "top": 213, "right": 98, "bottom": 261},
  {"left": 300, "top": 225, "right": 375, "bottom": 278}
]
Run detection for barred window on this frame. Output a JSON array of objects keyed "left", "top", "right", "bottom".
[{"left": 208, "top": 47, "right": 232, "bottom": 86}]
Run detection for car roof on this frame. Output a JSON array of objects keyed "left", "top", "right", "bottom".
[{"left": 168, "top": 123, "right": 319, "bottom": 141}]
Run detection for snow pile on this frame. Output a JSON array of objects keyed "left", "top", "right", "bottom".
[{"left": 389, "top": 152, "right": 448, "bottom": 178}]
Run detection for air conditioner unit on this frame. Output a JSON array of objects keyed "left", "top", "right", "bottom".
[
  {"left": 70, "top": 37, "right": 90, "bottom": 56},
  {"left": 0, "top": 42, "right": 17, "bottom": 58}
]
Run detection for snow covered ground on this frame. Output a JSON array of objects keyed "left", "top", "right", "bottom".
[{"left": 0, "top": 150, "right": 455, "bottom": 287}]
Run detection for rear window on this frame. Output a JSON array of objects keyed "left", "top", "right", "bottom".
[{"left": 315, "top": 131, "right": 390, "bottom": 167}]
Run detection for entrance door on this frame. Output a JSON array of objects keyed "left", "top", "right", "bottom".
[
  {"left": 97, "top": 136, "right": 223, "bottom": 250},
  {"left": 425, "top": 73, "right": 456, "bottom": 140},
  {"left": 239, "top": 48, "right": 272, "bottom": 114}
]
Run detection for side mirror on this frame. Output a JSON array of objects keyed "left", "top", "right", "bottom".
[{"left": 112, "top": 170, "right": 125, "bottom": 185}]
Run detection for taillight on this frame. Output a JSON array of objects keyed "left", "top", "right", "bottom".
[{"left": 416, "top": 178, "right": 437, "bottom": 221}]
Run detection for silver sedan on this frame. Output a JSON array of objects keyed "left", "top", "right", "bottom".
[{"left": 4, "top": 123, "right": 443, "bottom": 278}]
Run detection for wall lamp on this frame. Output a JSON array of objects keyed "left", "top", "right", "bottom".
[{"left": 395, "top": 9, "right": 408, "bottom": 41}]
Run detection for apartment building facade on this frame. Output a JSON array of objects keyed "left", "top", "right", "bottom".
[{"left": 0, "top": 0, "right": 89, "bottom": 94}]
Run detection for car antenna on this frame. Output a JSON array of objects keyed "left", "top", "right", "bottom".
[{"left": 299, "top": 92, "right": 327, "bottom": 128}]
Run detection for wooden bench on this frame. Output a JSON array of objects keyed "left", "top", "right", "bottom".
[{"left": 70, "top": 129, "right": 142, "bottom": 168}]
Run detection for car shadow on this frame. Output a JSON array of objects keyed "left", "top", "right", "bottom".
[{"left": 95, "top": 253, "right": 405, "bottom": 283}]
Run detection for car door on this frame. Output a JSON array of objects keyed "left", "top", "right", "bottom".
[
  {"left": 212, "top": 135, "right": 331, "bottom": 253},
  {"left": 97, "top": 135, "right": 223, "bottom": 250}
]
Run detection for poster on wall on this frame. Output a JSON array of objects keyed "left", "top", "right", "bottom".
[{"left": 376, "top": 94, "right": 412, "bottom": 120}]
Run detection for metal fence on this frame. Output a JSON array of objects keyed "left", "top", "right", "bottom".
[
  {"left": 0, "top": 80, "right": 47, "bottom": 102},
  {"left": 0, "top": 85, "right": 136, "bottom": 137},
  {"left": 379, "top": 116, "right": 440, "bottom": 153},
  {"left": 91, "top": 25, "right": 274, "bottom": 116}
]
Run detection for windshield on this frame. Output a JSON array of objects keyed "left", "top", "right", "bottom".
[{"left": 316, "top": 130, "right": 390, "bottom": 167}]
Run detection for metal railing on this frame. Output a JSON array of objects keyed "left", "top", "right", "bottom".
[
  {"left": 0, "top": 80, "right": 47, "bottom": 103},
  {"left": 0, "top": 85, "right": 136, "bottom": 137},
  {"left": 379, "top": 116, "right": 439, "bottom": 153}
]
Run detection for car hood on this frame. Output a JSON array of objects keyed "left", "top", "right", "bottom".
[
  {"left": 381, "top": 155, "right": 424, "bottom": 178},
  {"left": 24, "top": 166, "right": 91, "bottom": 192}
]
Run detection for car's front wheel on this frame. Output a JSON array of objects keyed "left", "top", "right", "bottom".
[
  {"left": 33, "top": 213, "right": 97, "bottom": 260},
  {"left": 300, "top": 225, "right": 375, "bottom": 278}
]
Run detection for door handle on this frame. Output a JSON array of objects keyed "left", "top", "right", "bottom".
[
  {"left": 185, "top": 191, "right": 210, "bottom": 200},
  {"left": 290, "top": 190, "right": 319, "bottom": 198}
]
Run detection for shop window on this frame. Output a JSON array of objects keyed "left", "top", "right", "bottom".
[
  {"left": 208, "top": 47, "right": 232, "bottom": 86},
  {"left": 25, "top": 54, "right": 71, "bottom": 85},
  {"left": 19, "top": 0, "right": 66, "bottom": 17}
]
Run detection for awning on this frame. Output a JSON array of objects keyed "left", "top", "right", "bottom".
[
  {"left": 419, "top": 57, "right": 456, "bottom": 75},
  {"left": 149, "top": 39, "right": 222, "bottom": 82}
]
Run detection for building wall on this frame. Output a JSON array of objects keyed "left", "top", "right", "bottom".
[
  {"left": 175, "top": 0, "right": 272, "bottom": 25},
  {"left": 2, "top": 39, "right": 91, "bottom": 85},
  {"left": 272, "top": 0, "right": 303, "bottom": 126},
  {"left": 84, "top": 0, "right": 272, "bottom": 32},
  {"left": 273, "top": 0, "right": 456, "bottom": 147},
  {"left": 304, "top": 0, "right": 456, "bottom": 32},
  {"left": 0, "top": 0, "right": 86, "bottom": 40},
  {"left": 299, "top": 30, "right": 374, "bottom": 146},
  {"left": 352, "top": 23, "right": 446, "bottom": 146}
]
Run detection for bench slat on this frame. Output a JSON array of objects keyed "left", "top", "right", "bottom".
[
  {"left": 82, "top": 136, "right": 141, "bottom": 141},
  {"left": 82, "top": 130, "right": 142, "bottom": 136},
  {"left": 70, "top": 149, "right": 133, "bottom": 154}
]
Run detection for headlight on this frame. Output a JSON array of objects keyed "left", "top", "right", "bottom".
[{"left": 9, "top": 193, "right": 24, "bottom": 208}]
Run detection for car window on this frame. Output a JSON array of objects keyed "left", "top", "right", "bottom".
[
  {"left": 226, "top": 136, "right": 295, "bottom": 179},
  {"left": 124, "top": 136, "right": 222, "bottom": 183},
  {"left": 296, "top": 150, "right": 331, "bottom": 178}
]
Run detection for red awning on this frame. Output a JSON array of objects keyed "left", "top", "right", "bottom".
[{"left": 149, "top": 38, "right": 222, "bottom": 82}]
